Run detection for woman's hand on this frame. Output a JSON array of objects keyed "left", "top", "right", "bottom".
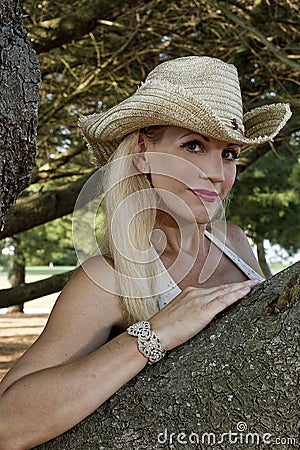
[{"left": 150, "top": 279, "right": 259, "bottom": 351}]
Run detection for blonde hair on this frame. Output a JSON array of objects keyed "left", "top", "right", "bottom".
[{"left": 101, "top": 130, "right": 164, "bottom": 325}]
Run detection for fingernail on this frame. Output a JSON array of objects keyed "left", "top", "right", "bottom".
[
  {"left": 251, "top": 278, "right": 259, "bottom": 283},
  {"left": 242, "top": 286, "right": 251, "bottom": 292}
]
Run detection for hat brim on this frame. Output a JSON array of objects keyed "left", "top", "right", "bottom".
[{"left": 79, "top": 81, "right": 292, "bottom": 167}]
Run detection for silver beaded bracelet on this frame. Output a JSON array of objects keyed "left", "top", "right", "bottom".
[{"left": 127, "top": 321, "right": 166, "bottom": 364}]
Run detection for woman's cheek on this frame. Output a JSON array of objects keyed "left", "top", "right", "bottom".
[
  {"left": 223, "top": 165, "right": 236, "bottom": 193},
  {"left": 148, "top": 152, "right": 200, "bottom": 190}
]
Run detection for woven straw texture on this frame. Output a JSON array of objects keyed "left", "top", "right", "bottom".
[{"left": 79, "top": 56, "right": 291, "bottom": 167}]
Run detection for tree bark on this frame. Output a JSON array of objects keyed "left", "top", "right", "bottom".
[
  {"left": 0, "top": 0, "right": 41, "bottom": 230},
  {"left": 7, "top": 236, "right": 25, "bottom": 313},
  {"left": 35, "top": 262, "right": 300, "bottom": 450},
  {"left": 256, "top": 239, "right": 272, "bottom": 279}
]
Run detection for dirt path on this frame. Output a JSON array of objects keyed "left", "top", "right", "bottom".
[{"left": 0, "top": 313, "right": 48, "bottom": 381}]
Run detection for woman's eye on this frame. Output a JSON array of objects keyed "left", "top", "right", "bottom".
[
  {"left": 222, "top": 148, "right": 240, "bottom": 161},
  {"left": 180, "top": 140, "right": 204, "bottom": 153}
]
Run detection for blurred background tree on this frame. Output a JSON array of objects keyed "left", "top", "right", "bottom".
[{"left": 0, "top": 0, "right": 299, "bottom": 307}]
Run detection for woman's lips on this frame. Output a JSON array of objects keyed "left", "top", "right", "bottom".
[{"left": 189, "top": 188, "right": 219, "bottom": 203}]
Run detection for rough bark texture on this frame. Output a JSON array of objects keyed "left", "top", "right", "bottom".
[
  {"left": 7, "top": 236, "right": 25, "bottom": 313},
  {"left": 0, "top": 0, "right": 41, "bottom": 230},
  {"left": 35, "top": 262, "right": 300, "bottom": 450}
]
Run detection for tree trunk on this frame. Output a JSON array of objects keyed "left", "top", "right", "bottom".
[
  {"left": 6, "top": 304, "right": 23, "bottom": 313},
  {"left": 0, "top": 0, "right": 40, "bottom": 229},
  {"left": 35, "top": 262, "right": 300, "bottom": 450},
  {"left": 257, "top": 239, "right": 272, "bottom": 278},
  {"left": 6, "top": 236, "right": 25, "bottom": 313}
]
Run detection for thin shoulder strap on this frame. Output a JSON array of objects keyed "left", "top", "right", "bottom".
[{"left": 204, "top": 230, "right": 265, "bottom": 282}]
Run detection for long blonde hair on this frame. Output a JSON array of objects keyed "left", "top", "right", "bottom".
[{"left": 101, "top": 130, "right": 165, "bottom": 325}]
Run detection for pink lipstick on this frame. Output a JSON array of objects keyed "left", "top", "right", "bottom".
[{"left": 189, "top": 188, "right": 218, "bottom": 203}]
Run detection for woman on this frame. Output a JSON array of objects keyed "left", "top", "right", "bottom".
[{"left": 0, "top": 56, "right": 291, "bottom": 449}]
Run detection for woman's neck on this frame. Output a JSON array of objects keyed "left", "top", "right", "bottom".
[{"left": 152, "top": 210, "right": 208, "bottom": 259}]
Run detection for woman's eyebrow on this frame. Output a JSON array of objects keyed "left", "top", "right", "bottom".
[
  {"left": 180, "top": 132, "right": 210, "bottom": 141},
  {"left": 179, "top": 133, "right": 240, "bottom": 148}
]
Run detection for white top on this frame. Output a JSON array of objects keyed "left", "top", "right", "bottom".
[{"left": 157, "top": 230, "right": 265, "bottom": 310}]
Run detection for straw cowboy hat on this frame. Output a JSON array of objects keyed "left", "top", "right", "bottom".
[{"left": 79, "top": 56, "right": 292, "bottom": 167}]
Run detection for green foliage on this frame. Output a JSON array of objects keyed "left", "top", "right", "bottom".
[
  {"left": 18, "top": 216, "right": 77, "bottom": 266},
  {"left": 72, "top": 202, "right": 106, "bottom": 261},
  {"left": 0, "top": 239, "right": 14, "bottom": 271},
  {"left": 229, "top": 136, "right": 300, "bottom": 254}
]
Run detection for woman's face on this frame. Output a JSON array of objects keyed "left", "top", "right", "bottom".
[{"left": 138, "top": 126, "right": 240, "bottom": 224}]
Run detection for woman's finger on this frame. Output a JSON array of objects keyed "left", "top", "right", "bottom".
[
  {"left": 191, "top": 278, "right": 259, "bottom": 299},
  {"left": 205, "top": 284, "right": 251, "bottom": 317}
]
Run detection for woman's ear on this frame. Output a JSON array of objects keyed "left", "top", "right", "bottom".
[
  {"left": 138, "top": 130, "right": 147, "bottom": 152},
  {"left": 132, "top": 152, "right": 150, "bottom": 174},
  {"left": 132, "top": 131, "right": 150, "bottom": 173}
]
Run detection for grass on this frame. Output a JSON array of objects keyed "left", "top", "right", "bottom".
[
  {"left": 0, "top": 266, "right": 76, "bottom": 313},
  {"left": 269, "top": 261, "right": 291, "bottom": 274}
]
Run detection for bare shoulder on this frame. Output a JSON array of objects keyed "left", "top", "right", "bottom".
[
  {"left": 48, "top": 254, "right": 124, "bottom": 333},
  {"left": 211, "top": 221, "right": 264, "bottom": 275},
  {"left": 225, "top": 221, "right": 251, "bottom": 245},
  {"left": 0, "top": 255, "right": 124, "bottom": 391},
  {"left": 210, "top": 220, "right": 248, "bottom": 243}
]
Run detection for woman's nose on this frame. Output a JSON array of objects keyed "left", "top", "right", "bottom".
[{"left": 198, "top": 155, "right": 225, "bottom": 182}]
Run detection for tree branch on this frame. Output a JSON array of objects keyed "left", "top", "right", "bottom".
[
  {"left": 208, "top": 0, "right": 300, "bottom": 72},
  {"left": 27, "top": 0, "right": 149, "bottom": 54},
  {"left": 34, "top": 262, "right": 300, "bottom": 449},
  {"left": 0, "top": 170, "right": 95, "bottom": 239},
  {"left": 31, "top": 144, "right": 87, "bottom": 183},
  {"left": 0, "top": 269, "right": 76, "bottom": 308}
]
